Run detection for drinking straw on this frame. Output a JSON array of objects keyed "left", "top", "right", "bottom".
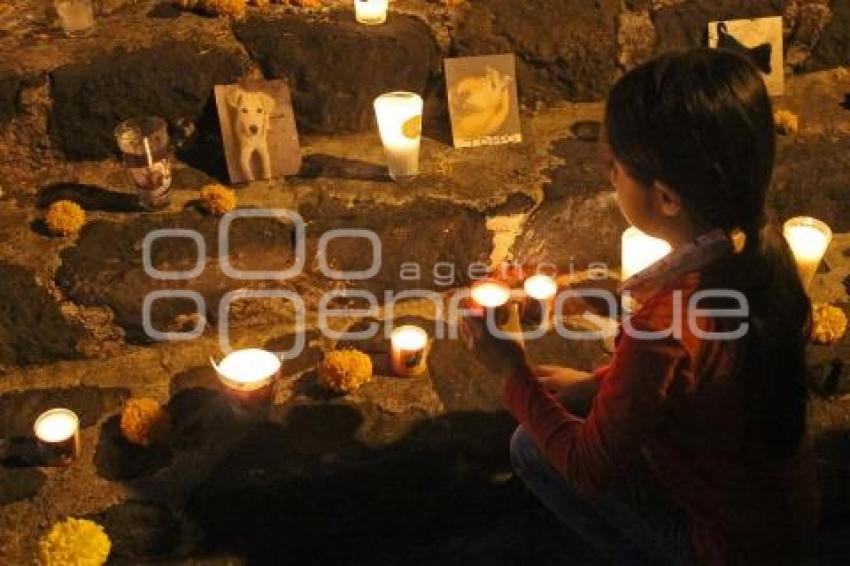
[{"left": 143, "top": 136, "right": 154, "bottom": 168}]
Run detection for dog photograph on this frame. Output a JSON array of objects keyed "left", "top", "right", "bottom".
[
  {"left": 708, "top": 16, "right": 784, "bottom": 96},
  {"left": 214, "top": 79, "right": 302, "bottom": 183},
  {"left": 444, "top": 53, "right": 522, "bottom": 149}
]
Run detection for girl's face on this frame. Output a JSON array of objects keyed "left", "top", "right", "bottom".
[{"left": 609, "top": 159, "right": 656, "bottom": 234}]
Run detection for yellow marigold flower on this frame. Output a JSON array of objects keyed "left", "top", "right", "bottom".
[
  {"left": 120, "top": 397, "right": 170, "bottom": 447},
  {"left": 774, "top": 109, "right": 799, "bottom": 135},
  {"left": 37, "top": 518, "right": 111, "bottom": 566},
  {"left": 200, "top": 0, "right": 246, "bottom": 19},
  {"left": 254, "top": 0, "right": 270, "bottom": 8},
  {"left": 45, "top": 200, "right": 86, "bottom": 237},
  {"left": 199, "top": 184, "right": 238, "bottom": 216},
  {"left": 812, "top": 303, "right": 848, "bottom": 345},
  {"left": 318, "top": 350, "right": 373, "bottom": 393}
]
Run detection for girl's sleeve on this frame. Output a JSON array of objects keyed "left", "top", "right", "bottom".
[{"left": 504, "top": 326, "right": 691, "bottom": 495}]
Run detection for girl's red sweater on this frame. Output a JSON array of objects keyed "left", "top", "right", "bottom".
[{"left": 505, "top": 265, "right": 819, "bottom": 565}]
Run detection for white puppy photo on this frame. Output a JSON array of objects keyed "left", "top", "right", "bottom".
[{"left": 215, "top": 80, "right": 302, "bottom": 184}]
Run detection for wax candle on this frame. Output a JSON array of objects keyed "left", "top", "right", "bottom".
[
  {"left": 390, "top": 325, "right": 430, "bottom": 377},
  {"left": 470, "top": 279, "right": 511, "bottom": 310},
  {"left": 212, "top": 349, "right": 281, "bottom": 416},
  {"left": 620, "top": 226, "right": 672, "bottom": 281},
  {"left": 374, "top": 92, "right": 423, "bottom": 181},
  {"left": 783, "top": 216, "right": 832, "bottom": 289},
  {"left": 355, "top": 0, "right": 388, "bottom": 25},
  {"left": 522, "top": 274, "right": 557, "bottom": 326},
  {"left": 34, "top": 408, "right": 80, "bottom": 466}
]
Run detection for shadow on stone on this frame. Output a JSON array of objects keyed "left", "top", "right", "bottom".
[
  {"left": 93, "top": 500, "right": 183, "bottom": 563},
  {"left": 94, "top": 416, "right": 173, "bottom": 481},
  {"left": 147, "top": 2, "right": 181, "bottom": 19},
  {"left": 183, "top": 403, "right": 522, "bottom": 563},
  {"left": 37, "top": 182, "right": 141, "bottom": 213},
  {"left": 0, "top": 263, "right": 89, "bottom": 368},
  {"left": 0, "top": 465, "right": 46, "bottom": 505},
  {"left": 166, "top": 387, "right": 230, "bottom": 451},
  {"left": 298, "top": 154, "right": 390, "bottom": 182}
]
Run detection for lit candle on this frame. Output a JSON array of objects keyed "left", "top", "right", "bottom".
[
  {"left": 620, "top": 226, "right": 672, "bottom": 281},
  {"left": 390, "top": 325, "right": 430, "bottom": 377},
  {"left": 355, "top": 0, "right": 388, "bottom": 25},
  {"left": 783, "top": 216, "right": 832, "bottom": 289},
  {"left": 34, "top": 408, "right": 80, "bottom": 466},
  {"left": 522, "top": 274, "right": 558, "bottom": 326},
  {"left": 470, "top": 279, "right": 511, "bottom": 310},
  {"left": 211, "top": 349, "right": 281, "bottom": 416},
  {"left": 374, "top": 91, "right": 423, "bottom": 181}
]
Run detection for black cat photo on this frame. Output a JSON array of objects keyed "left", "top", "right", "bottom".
[{"left": 709, "top": 16, "right": 783, "bottom": 95}]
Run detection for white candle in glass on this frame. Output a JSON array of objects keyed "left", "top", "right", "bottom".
[
  {"left": 355, "top": 0, "right": 389, "bottom": 25},
  {"left": 390, "top": 325, "right": 430, "bottom": 376},
  {"left": 374, "top": 91, "right": 423, "bottom": 181},
  {"left": 620, "top": 226, "right": 672, "bottom": 281},
  {"left": 470, "top": 280, "right": 511, "bottom": 310},
  {"left": 213, "top": 348, "right": 281, "bottom": 392},
  {"left": 34, "top": 408, "right": 80, "bottom": 465},
  {"left": 212, "top": 349, "right": 281, "bottom": 414},
  {"left": 783, "top": 216, "right": 832, "bottom": 289},
  {"left": 523, "top": 274, "right": 557, "bottom": 326},
  {"left": 524, "top": 274, "right": 557, "bottom": 301}
]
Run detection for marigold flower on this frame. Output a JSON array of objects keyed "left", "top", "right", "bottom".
[
  {"left": 37, "top": 518, "right": 111, "bottom": 566},
  {"left": 318, "top": 350, "right": 373, "bottom": 393},
  {"left": 199, "top": 184, "right": 238, "bottom": 216},
  {"left": 812, "top": 303, "right": 847, "bottom": 345},
  {"left": 120, "top": 397, "right": 170, "bottom": 447},
  {"left": 45, "top": 200, "right": 86, "bottom": 236}
]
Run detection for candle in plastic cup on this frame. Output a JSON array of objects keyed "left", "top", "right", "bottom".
[
  {"left": 783, "top": 216, "right": 832, "bottom": 289},
  {"left": 355, "top": 0, "right": 388, "bottom": 25},
  {"left": 374, "top": 92, "right": 423, "bottom": 181},
  {"left": 523, "top": 274, "right": 557, "bottom": 326},
  {"left": 620, "top": 226, "right": 672, "bottom": 281},
  {"left": 114, "top": 117, "right": 172, "bottom": 210},
  {"left": 390, "top": 325, "right": 430, "bottom": 377},
  {"left": 212, "top": 349, "right": 281, "bottom": 416},
  {"left": 55, "top": 0, "right": 95, "bottom": 37},
  {"left": 34, "top": 408, "right": 80, "bottom": 466}
]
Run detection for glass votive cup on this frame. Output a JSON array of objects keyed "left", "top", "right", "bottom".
[
  {"left": 374, "top": 91, "right": 423, "bottom": 181},
  {"left": 212, "top": 349, "right": 282, "bottom": 419},
  {"left": 783, "top": 216, "right": 833, "bottom": 289},
  {"left": 522, "top": 274, "right": 558, "bottom": 328},
  {"left": 34, "top": 408, "right": 81, "bottom": 466},
  {"left": 390, "top": 325, "right": 431, "bottom": 377},
  {"left": 114, "top": 117, "right": 173, "bottom": 210},
  {"left": 355, "top": 0, "right": 389, "bottom": 25}
]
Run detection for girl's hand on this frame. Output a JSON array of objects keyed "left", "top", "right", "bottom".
[
  {"left": 533, "top": 365, "right": 593, "bottom": 394},
  {"left": 460, "top": 303, "right": 530, "bottom": 379}
]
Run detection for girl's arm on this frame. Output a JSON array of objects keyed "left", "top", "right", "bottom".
[{"left": 505, "top": 327, "right": 690, "bottom": 495}]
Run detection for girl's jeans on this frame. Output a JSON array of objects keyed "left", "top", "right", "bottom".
[{"left": 510, "top": 426, "right": 696, "bottom": 565}]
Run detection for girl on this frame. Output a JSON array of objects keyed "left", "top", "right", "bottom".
[{"left": 464, "top": 48, "right": 819, "bottom": 565}]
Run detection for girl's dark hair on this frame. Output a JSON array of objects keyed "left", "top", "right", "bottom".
[{"left": 605, "top": 48, "right": 810, "bottom": 460}]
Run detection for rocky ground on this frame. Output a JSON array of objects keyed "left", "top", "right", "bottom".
[{"left": 1, "top": 1, "right": 850, "bottom": 564}]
